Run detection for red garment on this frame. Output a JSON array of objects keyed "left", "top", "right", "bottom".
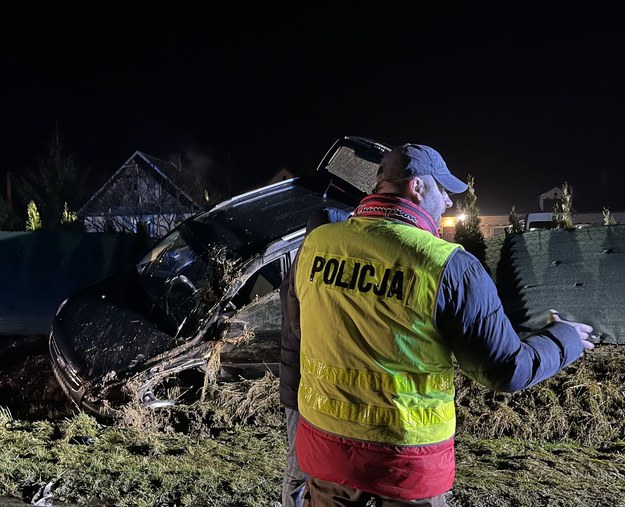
[
  {"left": 296, "top": 418, "right": 455, "bottom": 500},
  {"left": 352, "top": 193, "right": 440, "bottom": 237}
]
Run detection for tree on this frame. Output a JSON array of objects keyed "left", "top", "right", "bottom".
[
  {"left": 454, "top": 174, "right": 487, "bottom": 268},
  {"left": 25, "top": 201, "right": 42, "bottom": 231},
  {"left": 553, "top": 181, "right": 574, "bottom": 229},
  {"left": 507, "top": 205, "right": 524, "bottom": 234},
  {"left": 603, "top": 207, "right": 616, "bottom": 225},
  {"left": 0, "top": 192, "right": 24, "bottom": 231},
  {"left": 16, "top": 130, "right": 90, "bottom": 230},
  {"left": 0, "top": 195, "right": 10, "bottom": 229}
]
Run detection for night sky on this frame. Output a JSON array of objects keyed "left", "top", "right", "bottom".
[{"left": 2, "top": 2, "right": 624, "bottom": 215}]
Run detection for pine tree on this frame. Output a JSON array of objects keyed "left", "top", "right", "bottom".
[
  {"left": 553, "top": 182, "right": 574, "bottom": 229},
  {"left": 603, "top": 207, "right": 616, "bottom": 225},
  {"left": 508, "top": 205, "right": 523, "bottom": 234},
  {"left": 25, "top": 201, "right": 42, "bottom": 231},
  {"left": 454, "top": 174, "right": 487, "bottom": 267},
  {"left": 61, "top": 202, "right": 77, "bottom": 224},
  {"left": 16, "top": 128, "right": 90, "bottom": 230}
]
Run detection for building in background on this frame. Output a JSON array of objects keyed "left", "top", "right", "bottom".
[{"left": 78, "top": 151, "right": 222, "bottom": 239}]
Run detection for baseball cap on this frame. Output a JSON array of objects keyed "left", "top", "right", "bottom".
[{"left": 376, "top": 143, "right": 468, "bottom": 194}]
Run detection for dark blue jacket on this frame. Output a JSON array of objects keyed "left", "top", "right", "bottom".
[
  {"left": 280, "top": 219, "right": 583, "bottom": 408},
  {"left": 437, "top": 248, "right": 582, "bottom": 391}
]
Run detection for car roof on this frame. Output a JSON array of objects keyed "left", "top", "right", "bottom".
[
  {"left": 180, "top": 136, "right": 392, "bottom": 260},
  {"left": 183, "top": 178, "right": 353, "bottom": 259}
]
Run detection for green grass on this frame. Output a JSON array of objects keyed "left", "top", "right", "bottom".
[
  {"left": 452, "top": 436, "right": 625, "bottom": 506},
  {"left": 0, "top": 418, "right": 285, "bottom": 506},
  {"left": 1, "top": 347, "right": 624, "bottom": 506},
  {"left": 0, "top": 376, "right": 286, "bottom": 506},
  {"left": 0, "top": 346, "right": 625, "bottom": 507}
]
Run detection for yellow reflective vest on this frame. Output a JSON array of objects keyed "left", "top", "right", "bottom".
[{"left": 296, "top": 216, "right": 461, "bottom": 446}]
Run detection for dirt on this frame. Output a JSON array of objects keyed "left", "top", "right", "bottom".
[
  {"left": 0, "top": 336, "right": 80, "bottom": 505},
  {"left": 0, "top": 335, "right": 75, "bottom": 421},
  {"left": 2, "top": 336, "right": 625, "bottom": 506}
]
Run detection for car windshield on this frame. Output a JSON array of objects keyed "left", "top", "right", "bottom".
[{"left": 135, "top": 228, "right": 236, "bottom": 333}]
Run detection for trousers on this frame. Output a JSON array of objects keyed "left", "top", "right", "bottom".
[
  {"left": 302, "top": 476, "right": 450, "bottom": 507},
  {"left": 282, "top": 407, "right": 306, "bottom": 507}
]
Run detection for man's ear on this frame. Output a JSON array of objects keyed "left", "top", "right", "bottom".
[{"left": 409, "top": 176, "right": 426, "bottom": 203}]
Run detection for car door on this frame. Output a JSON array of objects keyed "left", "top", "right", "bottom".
[{"left": 218, "top": 255, "right": 289, "bottom": 381}]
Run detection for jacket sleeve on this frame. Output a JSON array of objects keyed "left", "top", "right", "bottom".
[
  {"left": 279, "top": 251, "right": 303, "bottom": 409},
  {"left": 280, "top": 208, "right": 349, "bottom": 408},
  {"left": 435, "top": 249, "right": 584, "bottom": 392}
]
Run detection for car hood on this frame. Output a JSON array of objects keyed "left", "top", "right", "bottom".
[{"left": 51, "top": 267, "right": 205, "bottom": 383}]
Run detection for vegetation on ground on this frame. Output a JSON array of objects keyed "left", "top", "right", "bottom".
[
  {"left": 1, "top": 231, "right": 623, "bottom": 505},
  {"left": 0, "top": 340, "right": 624, "bottom": 506}
]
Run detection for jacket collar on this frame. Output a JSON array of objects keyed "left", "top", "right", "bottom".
[{"left": 352, "top": 193, "right": 440, "bottom": 237}]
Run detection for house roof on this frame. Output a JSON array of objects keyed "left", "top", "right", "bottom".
[
  {"left": 265, "top": 168, "right": 295, "bottom": 185},
  {"left": 79, "top": 150, "right": 221, "bottom": 215},
  {"left": 140, "top": 152, "right": 217, "bottom": 205},
  {"left": 539, "top": 186, "right": 567, "bottom": 212},
  {"left": 539, "top": 187, "right": 565, "bottom": 200},
  {"left": 496, "top": 225, "right": 625, "bottom": 344}
]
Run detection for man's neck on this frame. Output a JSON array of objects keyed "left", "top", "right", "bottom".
[{"left": 352, "top": 193, "right": 440, "bottom": 237}]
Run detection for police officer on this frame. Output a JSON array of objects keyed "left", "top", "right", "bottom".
[{"left": 290, "top": 143, "right": 594, "bottom": 506}]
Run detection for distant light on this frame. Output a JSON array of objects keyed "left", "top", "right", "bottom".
[
  {"left": 441, "top": 216, "right": 457, "bottom": 227},
  {"left": 457, "top": 213, "right": 467, "bottom": 222}
]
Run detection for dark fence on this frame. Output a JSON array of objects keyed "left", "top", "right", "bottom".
[{"left": 0, "top": 231, "right": 148, "bottom": 336}]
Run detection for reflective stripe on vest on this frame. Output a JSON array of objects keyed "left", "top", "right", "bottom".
[{"left": 296, "top": 217, "right": 460, "bottom": 446}]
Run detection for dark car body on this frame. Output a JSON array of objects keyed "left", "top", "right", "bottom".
[{"left": 49, "top": 136, "right": 391, "bottom": 418}]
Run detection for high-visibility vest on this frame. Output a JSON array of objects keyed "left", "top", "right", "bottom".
[{"left": 296, "top": 217, "right": 460, "bottom": 446}]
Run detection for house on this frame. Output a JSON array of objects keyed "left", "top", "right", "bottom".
[
  {"left": 439, "top": 185, "right": 625, "bottom": 241},
  {"left": 539, "top": 186, "right": 568, "bottom": 212},
  {"left": 265, "top": 168, "right": 295, "bottom": 185},
  {"left": 441, "top": 210, "right": 625, "bottom": 242},
  {"left": 440, "top": 214, "right": 511, "bottom": 242},
  {"left": 78, "top": 151, "right": 222, "bottom": 239}
]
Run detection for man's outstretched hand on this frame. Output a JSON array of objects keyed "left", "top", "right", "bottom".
[{"left": 548, "top": 310, "right": 595, "bottom": 351}]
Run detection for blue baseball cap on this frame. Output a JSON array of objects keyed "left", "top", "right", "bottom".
[{"left": 376, "top": 143, "right": 468, "bottom": 194}]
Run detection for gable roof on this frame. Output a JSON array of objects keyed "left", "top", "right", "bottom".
[
  {"left": 539, "top": 186, "right": 564, "bottom": 201},
  {"left": 496, "top": 225, "right": 625, "bottom": 344},
  {"left": 79, "top": 150, "right": 213, "bottom": 215},
  {"left": 266, "top": 168, "right": 295, "bottom": 185},
  {"left": 140, "top": 152, "right": 211, "bottom": 204}
]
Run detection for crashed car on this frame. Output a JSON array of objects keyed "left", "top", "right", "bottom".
[{"left": 49, "top": 136, "right": 391, "bottom": 418}]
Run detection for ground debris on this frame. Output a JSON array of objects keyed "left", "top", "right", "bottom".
[{"left": 1, "top": 338, "right": 624, "bottom": 506}]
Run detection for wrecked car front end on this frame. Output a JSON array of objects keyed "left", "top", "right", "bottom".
[{"left": 49, "top": 136, "right": 392, "bottom": 419}]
